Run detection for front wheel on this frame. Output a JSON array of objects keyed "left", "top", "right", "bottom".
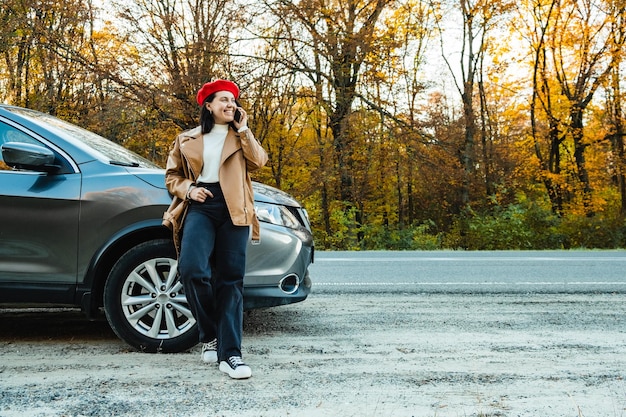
[{"left": 103, "top": 239, "right": 198, "bottom": 353}]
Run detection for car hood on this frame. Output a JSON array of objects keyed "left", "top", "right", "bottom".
[
  {"left": 128, "top": 167, "right": 167, "bottom": 190},
  {"left": 252, "top": 182, "right": 301, "bottom": 207}
]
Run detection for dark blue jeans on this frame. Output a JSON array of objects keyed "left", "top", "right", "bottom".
[{"left": 178, "top": 183, "right": 249, "bottom": 361}]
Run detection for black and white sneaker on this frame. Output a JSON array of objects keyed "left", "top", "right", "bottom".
[
  {"left": 219, "top": 356, "right": 252, "bottom": 379},
  {"left": 201, "top": 339, "right": 218, "bottom": 364}
]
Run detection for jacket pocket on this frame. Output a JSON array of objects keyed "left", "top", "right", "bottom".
[{"left": 162, "top": 196, "right": 188, "bottom": 230}]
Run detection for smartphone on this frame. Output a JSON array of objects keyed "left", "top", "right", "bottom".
[{"left": 234, "top": 108, "right": 243, "bottom": 123}]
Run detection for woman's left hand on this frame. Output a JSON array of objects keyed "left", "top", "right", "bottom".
[{"left": 234, "top": 107, "right": 248, "bottom": 130}]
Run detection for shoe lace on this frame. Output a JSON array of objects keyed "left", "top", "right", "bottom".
[
  {"left": 202, "top": 339, "right": 217, "bottom": 351},
  {"left": 228, "top": 356, "right": 246, "bottom": 368}
]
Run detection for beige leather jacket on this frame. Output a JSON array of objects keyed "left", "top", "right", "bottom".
[{"left": 163, "top": 125, "right": 268, "bottom": 253}]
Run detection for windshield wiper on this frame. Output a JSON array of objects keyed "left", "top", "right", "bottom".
[{"left": 110, "top": 160, "right": 140, "bottom": 167}]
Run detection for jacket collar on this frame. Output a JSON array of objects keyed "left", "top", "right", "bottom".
[{"left": 180, "top": 125, "right": 242, "bottom": 179}]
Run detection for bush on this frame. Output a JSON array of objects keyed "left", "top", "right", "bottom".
[
  {"left": 309, "top": 193, "right": 626, "bottom": 251},
  {"left": 558, "top": 213, "right": 626, "bottom": 249},
  {"left": 359, "top": 221, "right": 442, "bottom": 250},
  {"left": 441, "top": 200, "right": 565, "bottom": 250}
]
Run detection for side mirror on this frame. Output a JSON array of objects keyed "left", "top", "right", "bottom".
[{"left": 1, "top": 142, "right": 59, "bottom": 173}]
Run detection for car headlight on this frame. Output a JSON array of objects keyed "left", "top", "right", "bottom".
[{"left": 255, "top": 202, "right": 301, "bottom": 229}]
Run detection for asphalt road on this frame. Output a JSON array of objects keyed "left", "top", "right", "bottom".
[
  {"left": 1, "top": 250, "right": 625, "bottom": 417},
  {"left": 309, "top": 250, "right": 626, "bottom": 293}
]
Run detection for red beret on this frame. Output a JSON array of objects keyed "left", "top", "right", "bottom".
[{"left": 196, "top": 79, "right": 240, "bottom": 105}]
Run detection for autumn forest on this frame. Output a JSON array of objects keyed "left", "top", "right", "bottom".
[{"left": 2, "top": 0, "right": 626, "bottom": 250}]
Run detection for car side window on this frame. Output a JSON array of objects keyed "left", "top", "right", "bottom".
[{"left": 0, "top": 121, "right": 41, "bottom": 170}]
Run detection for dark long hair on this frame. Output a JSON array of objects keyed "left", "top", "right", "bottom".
[{"left": 200, "top": 94, "right": 241, "bottom": 134}]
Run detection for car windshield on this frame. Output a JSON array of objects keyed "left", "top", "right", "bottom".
[{"left": 9, "top": 107, "right": 160, "bottom": 169}]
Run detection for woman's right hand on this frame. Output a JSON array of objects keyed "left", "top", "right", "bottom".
[{"left": 189, "top": 186, "right": 214, "bottom": 202}]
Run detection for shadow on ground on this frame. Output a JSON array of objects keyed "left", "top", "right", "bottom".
[{"left": 0, "top": 308, "right": 116, "bottom": 341}]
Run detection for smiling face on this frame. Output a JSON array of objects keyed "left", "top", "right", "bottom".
[{"left": 205, "top": 91, "right": 237, "bottom": 125}]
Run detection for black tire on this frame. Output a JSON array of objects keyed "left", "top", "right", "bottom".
[{"left": 103, "top": 239, "right": 198, "bottom": 353}]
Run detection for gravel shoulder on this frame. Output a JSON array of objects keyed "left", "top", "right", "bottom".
[{"left": 1, "top": 291, "right": 625, "bottom": 417}]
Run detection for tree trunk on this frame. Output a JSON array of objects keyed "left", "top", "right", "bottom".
[
  {"left": 609, "top": 65, "right": 626, "bottom": 216},
  {"left": 570, "top": 106, "right": 593, "bottom": 214},
  {"left": 460, "top": 82, "right": 476, "bottom": 207}
]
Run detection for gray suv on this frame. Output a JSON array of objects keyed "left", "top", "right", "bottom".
[{"left": 0, "top": 104, "right": 313, "bottom": 353}]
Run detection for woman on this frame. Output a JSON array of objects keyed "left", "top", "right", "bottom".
[{"left": 164, "top": 79, "right": 268, "bottom": 379}]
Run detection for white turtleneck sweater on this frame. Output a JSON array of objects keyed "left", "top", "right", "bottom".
[{"left": 197, "top": 124, "right": 228, "bottom": 183}]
